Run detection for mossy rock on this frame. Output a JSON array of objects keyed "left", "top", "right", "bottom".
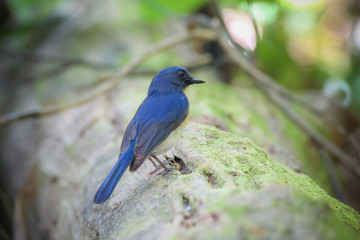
[{"left": 85, "top": 123, "right": 360, "bottom": 239}]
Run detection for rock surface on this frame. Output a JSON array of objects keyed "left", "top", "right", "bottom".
[{"left": 86, "top": 123, "right": 360, "bottom": 239}]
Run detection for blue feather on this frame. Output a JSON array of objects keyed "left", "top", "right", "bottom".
[
  {"left": 93, "top": 66, "right": 204, "bottom": 203},
  {"left": 93, "top": 143, "right": 135, "bottom": 203}
]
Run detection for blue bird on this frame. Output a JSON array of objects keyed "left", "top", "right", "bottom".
[{"left": 93, "top": 66, "right": 205, "bottom": 203}]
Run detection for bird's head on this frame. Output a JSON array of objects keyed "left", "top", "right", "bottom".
[{"left": 148, "top": 66, "right": 205, "bottom": 95}]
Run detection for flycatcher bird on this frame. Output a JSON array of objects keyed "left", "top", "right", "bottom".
[{"left": 93, "top": 66, "right": 205, "bottom": 203}]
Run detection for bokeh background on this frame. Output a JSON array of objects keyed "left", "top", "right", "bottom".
[
  {"left": 1, "top": 0, "right": 360, "bottom": 111},
  {"left": 1, "top": 0, "right": 360, "bottom": 239}
]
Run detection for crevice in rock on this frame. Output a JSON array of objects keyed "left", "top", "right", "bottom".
[{"left": 172, "top": 156, "right": 192, "bottom": 175}]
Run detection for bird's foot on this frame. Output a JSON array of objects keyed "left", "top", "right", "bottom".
[
  {"left": 147, "top": 156, "right": 170, "bottom": 176},
  {"left": 152, "top": 155, "right": 170, "bottom": 171},
  {"left": 147, "top": 154, "right": 184, "bottom": 176},
  {"left": 148, "top": 165, "right": 163, "bottom": 176}
]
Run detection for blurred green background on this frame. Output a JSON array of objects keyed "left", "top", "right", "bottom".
[
  {"left": 1, "top": 0, "right": 360, "bottom": 238},
  {"left": 1, "top": 0, "right": 360, "bottom": 117}
]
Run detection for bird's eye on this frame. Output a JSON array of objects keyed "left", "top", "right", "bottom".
[{"left": 177, "top": 70, "right": 185, "bottom": 79}]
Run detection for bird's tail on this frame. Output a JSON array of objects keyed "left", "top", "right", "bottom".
[{"left": 93, "top": 144, "right": 135, "bottom": 204}]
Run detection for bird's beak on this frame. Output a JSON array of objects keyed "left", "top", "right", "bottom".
[{"left": 189, "top": 78, "right": 205, "bottom": 84}]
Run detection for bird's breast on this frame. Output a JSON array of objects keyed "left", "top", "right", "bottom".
[{"left": 151, "top": 116, "right": 188, "bottom": 156}]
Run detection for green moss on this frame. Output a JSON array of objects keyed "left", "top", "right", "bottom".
[
  {"left": 182, "top": 123, "right": 360, "bottom": 232},
  {"left": 187, "top": 82, "right": 333, "bottom": 194},
  {"left": 188, "top": 83, "right": 272, "bottom": 141}
]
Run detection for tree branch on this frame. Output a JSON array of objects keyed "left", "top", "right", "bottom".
[
  {"left": 213, "top": 26, "right": 360, "bottom": 176},
  {"left": 0, "top": 49, "right": 116, "bottom": 69},
  {"left": 0, "top": 29, "right": 217, "bottom": 126},
  {"left": 209, "top": 1, "right": 346, "bottom": 136}
]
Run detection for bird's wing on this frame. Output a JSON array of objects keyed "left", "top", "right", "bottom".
[
  {"left": 127, "top": 94, "right": 188, "bottom": 172},
  {"left": 135, "top": 122, "right": 171, "bottom": 158},
  {"left": 119, "top": 119, "right": 139, "bottom": 155}
]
